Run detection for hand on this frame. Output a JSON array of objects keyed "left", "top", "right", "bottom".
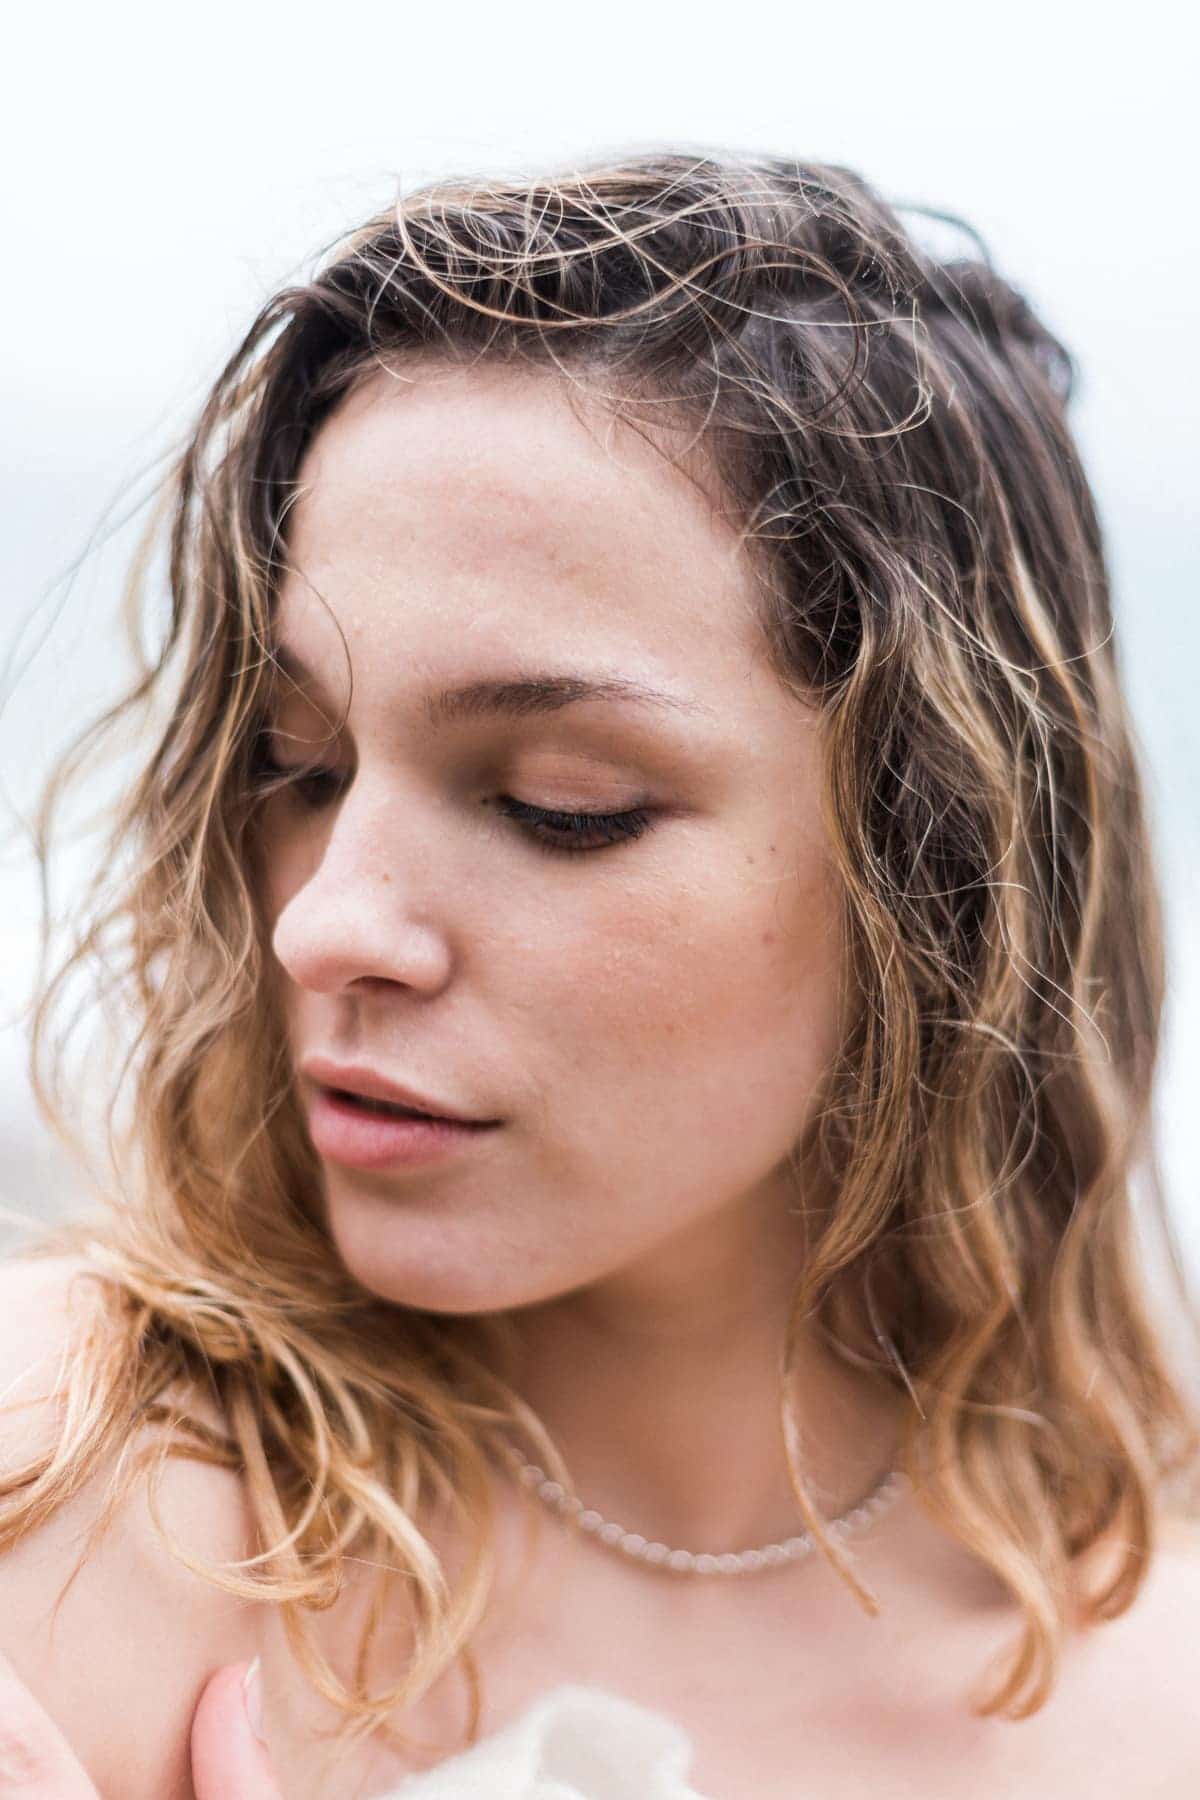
[{"left": 0, "top": 1648, "right": 284, "bottom": 1797}]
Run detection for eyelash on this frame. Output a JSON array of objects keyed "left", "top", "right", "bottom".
[
  {"left": 248, "top": 752, "right": 652, "bottom": 857},
  {"left": 492, "top": 796, "right": 651, "bottom": 856}
]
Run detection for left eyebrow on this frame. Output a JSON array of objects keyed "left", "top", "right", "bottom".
[
  {"left": 422, "top": 673, "right": 716, "bottom": 728},
  {"left": 267, "top": 645, "right": 715, "bottom": 727}
]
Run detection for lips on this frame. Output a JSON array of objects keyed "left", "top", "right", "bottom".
[
  {"left": 299, "top": 1056, "right": 497, "bottom": 1126},
  {"left": 305, "top": 1084, "right": 501, "bottom": 1170},
  {"left": 330, "top": 1089, "right": 439, "bottom": 1120}
]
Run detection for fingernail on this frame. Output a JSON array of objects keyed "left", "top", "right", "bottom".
[{"left": 241, "top": 1655, "right": 267, "bottom": 1745}]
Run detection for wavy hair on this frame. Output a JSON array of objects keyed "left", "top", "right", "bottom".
[{"left": 5, "top": 149, "right": 1199, "bottom": 1750}]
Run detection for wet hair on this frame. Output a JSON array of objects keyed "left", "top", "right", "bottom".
[{"left": 7, "top": 148, "right": 1198, "bottom": 1751}]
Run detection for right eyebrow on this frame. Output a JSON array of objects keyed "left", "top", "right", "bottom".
[{"left": 268, "top": 646, "right": 716, "bottom": 726}]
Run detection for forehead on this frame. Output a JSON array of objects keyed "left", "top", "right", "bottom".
[{"left": 272, "top": 364, "right": 771, "bottom": 713}]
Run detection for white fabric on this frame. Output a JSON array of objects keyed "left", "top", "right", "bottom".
[{"left": 384, "top": 1684, "right": 710, "bottom": 1799}]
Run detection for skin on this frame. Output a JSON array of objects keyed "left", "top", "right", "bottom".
[
  {"left": 4, "top": 361, "right": 1199, "bottom": 1798},
  {"left": 0, "top": 358, "right": 913, "bottom": 1800},
  {"left": 0, "top": 1648, "right": 278, "bottom": 1797},
  {"left": 258, "top": 359, "right": 908, "bottom": 1554}
]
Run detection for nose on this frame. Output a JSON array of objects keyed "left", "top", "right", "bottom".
[{"left": 268, "top": 782, "right": 454, "bottom": 998}]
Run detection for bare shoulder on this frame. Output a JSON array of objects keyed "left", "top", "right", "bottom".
[
  {"left": 0, "top": 1251, "right": 260, "bottom": 1799},
  {"left": 1055, "top": 1523, "right": 1200, "bottom": 1797},
  {"left": 1124, "top": 1534, "right": 1200, "bottom": 1794}
]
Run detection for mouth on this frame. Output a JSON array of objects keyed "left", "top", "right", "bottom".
[
  {"left": 325, "top": 1087, "right": 454, "bottom": 1121},
  {"left": 299, "top": 1057, "right": 498, "bottom": 1127},
  {"left": 307, "top": 1084, "right": 502, "bottom": 1171}
]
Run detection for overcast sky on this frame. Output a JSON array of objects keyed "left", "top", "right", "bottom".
[{"left": 2, "top": 0, "right": 1197, "bottom": 1277}]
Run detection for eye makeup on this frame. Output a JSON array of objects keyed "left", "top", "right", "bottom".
[{"left": 247, "top": 730, "right": 658, "bottom": 859}]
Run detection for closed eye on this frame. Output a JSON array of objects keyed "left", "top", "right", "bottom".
[
  {"left": 492, "top": 796, "right": 652, "bottom": 856},
  {"left": 247, "top": 746, "right": 652, "bottom": 857},
  {"left": 248, "top": 746, "right": 346, "bottom": 809}
]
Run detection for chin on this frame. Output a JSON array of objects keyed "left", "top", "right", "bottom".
[{"left": 322, "top": 1198, "right": 553, "bottom": 1319}]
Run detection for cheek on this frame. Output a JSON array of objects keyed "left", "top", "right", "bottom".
[{"left": 538, "top": 849, "right": 844, "bottom": 1150}]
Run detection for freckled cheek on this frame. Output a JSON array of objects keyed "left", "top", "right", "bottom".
[{"left": 545, "top": 867, "right": 842, "bottom": 1083}]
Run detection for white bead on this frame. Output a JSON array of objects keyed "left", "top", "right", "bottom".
[{"left": 509, "top": 1451, "right": 904, "bottom": 1578}]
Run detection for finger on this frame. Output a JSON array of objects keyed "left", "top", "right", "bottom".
[
  {"left": 0, "top": 1649, "right": 98, "bottom": 1798},
  {"left": 190, "top": 1659, "right": 285, "bottom": 1800}
]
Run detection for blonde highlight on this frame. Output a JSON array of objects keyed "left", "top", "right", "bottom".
[{"left": 5, "top": 148, "right": 1198, "bottom": 1755}]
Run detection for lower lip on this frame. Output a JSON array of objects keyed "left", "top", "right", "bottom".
[{"left": 307, "top": 1090, "right": 501, "bottom": 1170}]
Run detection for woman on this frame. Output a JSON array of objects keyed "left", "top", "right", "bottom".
[{"left": 1, "top": 150, "right": 1198, "bottom": 1798}]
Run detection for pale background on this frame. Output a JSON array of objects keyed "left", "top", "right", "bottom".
[{"left": 2, "top": 2, "right": 1197, "bottom": 1304}]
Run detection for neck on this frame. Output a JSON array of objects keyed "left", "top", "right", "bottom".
[{"left": 503, "top": 1182, "right": 906, "bottom": 1553}]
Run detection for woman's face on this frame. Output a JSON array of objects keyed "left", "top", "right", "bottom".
[{"left": 259, "top": 363, "right": 845, "bottom": 1315}]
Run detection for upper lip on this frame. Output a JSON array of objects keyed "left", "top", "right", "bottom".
[{"left": 300, "top": 1057, "right": 497, "bottom": 1125}]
